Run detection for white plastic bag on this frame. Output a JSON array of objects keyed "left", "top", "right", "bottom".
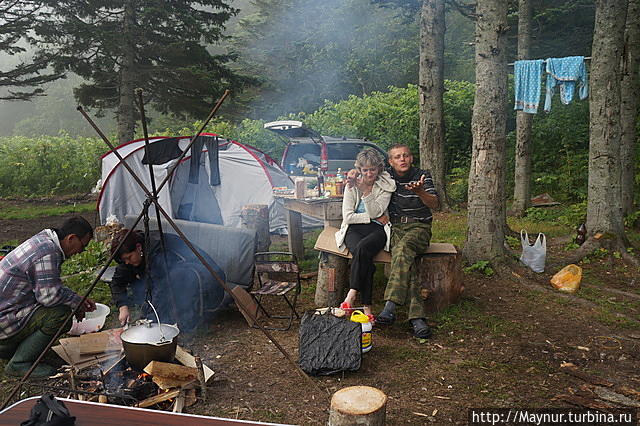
[{"left": 520, "top": 230, "right": 546, "bottom": 273}]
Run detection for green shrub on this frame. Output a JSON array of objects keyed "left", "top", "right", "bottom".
[{"left": 0, "top": 133, "right": 103, "bottom": 197}]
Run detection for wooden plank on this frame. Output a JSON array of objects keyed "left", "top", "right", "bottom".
[
  {"left": 79, "top": 329, "right": 123, "bottom": 355},
  {"left": 174, "top": 346, "right": 214, "bottom": 382},
  {"left": 52, "top": 345, "right": 72, "bottom": 365},
  {"left": 231, "top": 286, "right": 260, "bottom": 327},
  {"left": 153, "top": 376, "right": 194, "bottom": 390},
  {"left": 74, "top": 353, "right": 120, "bottom": 371},
  {"left": 286, "top": 209, "right": 304, "bottom": 261},
  {"left": 136, "top": 389, "right": 181, "bottom": 408},
  {"left": 172, "top": 390, "right": 185, "bottom": 413},
  {"left": 54, "top": 342, "right": 119, "bottom": 369},
  {"left": 314, "top": 226, "right": 457, "bottom": 262},
  {"left": 144, "top": 361, "right": 198, "bottom": 382}
]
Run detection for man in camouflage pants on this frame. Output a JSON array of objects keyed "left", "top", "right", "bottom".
[{"left": 376, "top": 144, "right": 438, "bottom": 339}]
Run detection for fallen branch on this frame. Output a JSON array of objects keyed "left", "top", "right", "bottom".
[
  {"left": 560, "top": 363, "right": 614, "bottom": 387},
  {"left": 593, "top": 386, "right": 640, "bottom": 408},
  {"left": 555, "top": 393, "right": 617, "bottom": 412}
]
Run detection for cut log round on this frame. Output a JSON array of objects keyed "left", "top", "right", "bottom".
[
  {"left": 241, "top": 204, "right": 270, "bottom": 252},
  {"left": 416, "top": 252, "right": 464, "bottom": 314},
  {"left": 328, "top": 386, "right": 387, "bottom": 426},
  {"left": 315, "top": 252, "right": 349, "bottom": 307}
]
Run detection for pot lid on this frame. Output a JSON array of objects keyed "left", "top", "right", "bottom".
[{"left": 121, "top": 322, "right": 179, "bottom": 345}]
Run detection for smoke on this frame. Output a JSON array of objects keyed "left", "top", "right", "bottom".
[{"left": 233, "top": 0, "right": 419, "bottom": 120}]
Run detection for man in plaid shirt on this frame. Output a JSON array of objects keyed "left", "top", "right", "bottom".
[{"left": 0, "top": 217, "right": 96, "bottom": 377}]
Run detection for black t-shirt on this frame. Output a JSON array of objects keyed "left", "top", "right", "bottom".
[{"left": 388, "top": 166, "right": 437, "bottom": 223}]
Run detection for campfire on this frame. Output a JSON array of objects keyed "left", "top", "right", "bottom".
[{"left": 50, "top": 329, "right": 212, "bottom": 413}]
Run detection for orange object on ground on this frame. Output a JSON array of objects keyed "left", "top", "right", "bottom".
[{"left": 550, "top": 264, "right": 582, "bottom": 293}]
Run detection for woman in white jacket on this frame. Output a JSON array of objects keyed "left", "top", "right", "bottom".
[{"left": 335, "top": 148, "right": 396, "bottom": 318}]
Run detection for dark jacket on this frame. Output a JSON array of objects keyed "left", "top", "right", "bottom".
[{"left": 110, "top": 231, "right": 225, "bottom": 331}]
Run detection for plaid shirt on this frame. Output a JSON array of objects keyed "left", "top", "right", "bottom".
[{"left": 0, "top": 230, "right": 82, "bottom": 339}]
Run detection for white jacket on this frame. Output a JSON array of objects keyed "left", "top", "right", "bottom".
[{"left": 334, "top": 171, "right": 396, "bottom": 252}]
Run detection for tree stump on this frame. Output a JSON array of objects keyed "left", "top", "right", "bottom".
[
  {"left": 240, "top": 204, "right": 270, "bottom": 252},
  {"left": 315, "top": 252, "right": 349, "bottom": 307},
  {"left": 416, "top": 252, "right": 464, "bottom": 314},
  {"left": 328, "top": 386, "right": 387, "bottom": 426}
]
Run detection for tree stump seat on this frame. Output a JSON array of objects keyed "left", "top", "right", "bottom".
[{"left": 313, "top": 227, "right": 464, "bottom": 311}]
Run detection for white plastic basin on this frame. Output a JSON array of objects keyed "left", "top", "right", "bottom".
[{"left": 68, "top": 303, "right": 111, "bottom": 335}]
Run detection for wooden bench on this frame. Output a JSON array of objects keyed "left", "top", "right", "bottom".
[{"left": 313, "top": 227, "right": 464, "bottom": 313}]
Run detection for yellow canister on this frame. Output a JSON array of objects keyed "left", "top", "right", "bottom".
[{"left": 350, "top": 310, "right": 372, "bottom": 353}]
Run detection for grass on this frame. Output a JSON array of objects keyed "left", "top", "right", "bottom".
[
  {"left": 507, "top": 216, "right": 572, "bottom": 239},
  {"left": 0, "top": 202, "right": 95, "bottom": 220}
]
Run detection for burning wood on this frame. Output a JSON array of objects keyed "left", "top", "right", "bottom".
[
  {"left": 136, "top": 389, "right": 181, "bottom": 408},
  {"left": 50, "top": 336, "right": 212, "bottom": 412}
]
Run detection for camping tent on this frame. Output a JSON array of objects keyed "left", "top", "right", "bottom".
[{"left": 98, "top": 134, "right": 295, "bottom": 232}]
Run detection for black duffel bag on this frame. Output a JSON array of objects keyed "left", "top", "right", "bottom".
[
  {"left": 298, "top": 311, "right": 362, "bottom": 376},
  {"left": 21, "top": 394, "right": 75, "bottom": 426}
]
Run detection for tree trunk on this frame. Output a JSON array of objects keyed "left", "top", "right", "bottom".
[
  {"left": 512, "top": 0, "right": 534, "bottom": 217},
  {"left": 620, "top": 0, "right": 639, "bottom": 216},
  {"left": 463, "top": 0, "right": 509, "bottom": 263},
  {"left": 419, "top": 0, "right": 448, "bottom": 210},
  {"left": 315, "top": 252, "right": 349, "bottom": 307},
  {"left": 586, "top": 0, "right": 628, "bottom": 243},
  {"left": 117, "top": 2, "right": 137, "bottom": 144}
]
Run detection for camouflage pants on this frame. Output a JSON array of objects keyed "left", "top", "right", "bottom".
[
  {"left": 0, "top": 305, "right": 72, "bottom": 347},
  {"left": 383, "top": 222, "right": 432, "bottom": 320}
]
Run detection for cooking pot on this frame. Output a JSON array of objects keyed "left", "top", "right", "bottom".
[{"left": 120, "top": 320, "right": 180, "bottom": 371}]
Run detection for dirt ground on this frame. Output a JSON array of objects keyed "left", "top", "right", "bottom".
[{"left": 1, "top": 201, "right": 639, "bottom": 425}]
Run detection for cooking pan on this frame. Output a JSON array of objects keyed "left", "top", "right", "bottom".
[{"left": 120, "top": 302, "right": 180, "bottom": 370}]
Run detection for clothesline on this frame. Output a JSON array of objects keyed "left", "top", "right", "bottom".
[{"left": 508, "top": 56, "right": 592, "bottom": 66}]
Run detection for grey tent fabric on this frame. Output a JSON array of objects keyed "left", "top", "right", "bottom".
[
  {"left": 124, "top": 215, "right": 255, "bottom": 288},
  {"left": 99, "top": 135, "right": 295, "bottom": 233}
]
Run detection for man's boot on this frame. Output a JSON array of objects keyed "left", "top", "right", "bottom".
[
  {"left": 0, "top": 342, "right": 17, "bottom": 359},
  {"left": 5, "top": 330, "right": 57, "bottom": 378}
]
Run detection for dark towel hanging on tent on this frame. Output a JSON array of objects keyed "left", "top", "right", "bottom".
[
  {"left": 141, "top": 137, "right": 183, "bottom": 165},
  {"left": 188, "top": 137, "right": 205, "bottom": 184},
  {"left": 205, "top": 135, "right": 220, "bottom": 186},
  {"left": 188, "top": 135, "right": 220, "bottom": 186}
]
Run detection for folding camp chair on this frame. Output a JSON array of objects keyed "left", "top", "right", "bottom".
[{"left": 250, "top": 251, "right": 301, "bottom": 331}]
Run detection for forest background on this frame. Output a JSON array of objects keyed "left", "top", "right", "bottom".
[{"left": 0, "top": 0, "right": 636, "bottom": 220}]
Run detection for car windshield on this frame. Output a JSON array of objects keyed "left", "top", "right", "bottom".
[{"left": 282, "top": 142, "right": 385, "bottom": 175}]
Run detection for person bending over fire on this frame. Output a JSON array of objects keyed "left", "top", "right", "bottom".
[
  {"left": 0, "top": 217, "right": 96, "bottom": 377},
  {"left": 109, "top": 229, "right": 226, "bottom": 332}
]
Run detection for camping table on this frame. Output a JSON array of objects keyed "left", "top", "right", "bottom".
[
  {"left": 0, "top": 396, "right": 290, "bottom": 425},
  {"left": 276, "top": 196, "right": 343, "bottom": 261}
]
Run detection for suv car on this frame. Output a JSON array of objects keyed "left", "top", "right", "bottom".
[{"left": 264, "top": 120, "right": 386, "bottom": 176}]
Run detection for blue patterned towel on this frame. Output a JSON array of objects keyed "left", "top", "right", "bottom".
[
  {"left": 514, "top": 59, "right": 544, "bottom": 114},
  {"left": 544, "top": 56, "right": 588, "bottom": 112}
]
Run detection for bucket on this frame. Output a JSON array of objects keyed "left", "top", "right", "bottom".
[{"left": 350, "top": 310, "right": 372, "bottom": 353}]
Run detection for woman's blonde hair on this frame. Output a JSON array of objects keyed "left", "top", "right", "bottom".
[{"left": 354, "top": 148, "right": 384, "bottom": 174}]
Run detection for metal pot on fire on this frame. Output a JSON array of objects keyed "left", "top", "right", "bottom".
[{"left": 120, "top": 320, "right": 180, "bottom": 371}]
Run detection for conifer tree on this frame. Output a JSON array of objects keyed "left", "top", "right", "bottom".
[
  {"left": 0, "top": 1, "right": 61, "bottom": 100},
  {"left": 34, "top": 0, "right": 249, "bottom": 143}
]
